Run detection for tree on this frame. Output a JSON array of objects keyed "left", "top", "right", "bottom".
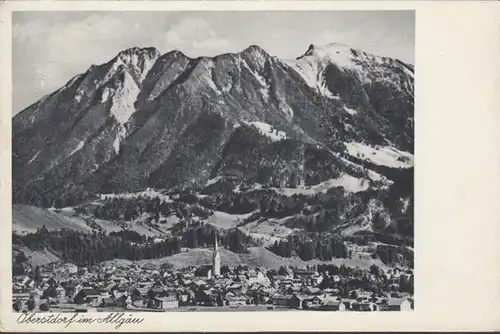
[
  {"left": 42, "top": 286, "right": 57, "bottom": 299},
  {"left": 408, "top": 275, "right": 414, "bottom": 294},
  {"left": 370, "top": 264, "right": 380, "bottom": 277},
  {"left": 53, "top": 198, "right": 63, "bottom": 209},
  {"left": 74, "top": 293, "right": 85, "bottom": 305},
  {"left": 39, "top": 302, "right": 50, "bottom": 312},
  {"left": 288, "top": 172, "right": 299, "bottom": 188},
  {"left": 305, "top": 173, "right": 313, "bottom": 186},
  {"left": 399, "top": 275, "right": 409, "bottom": 293},
  {"left": 13, "top": 300, "right": 22, "bottom": 312},
  {"left": 220, "top": 265, "right": 231, "bottom": 275},
  {"left": 278, "top": 266, "right": 289, "bottom": 276},
  {"left": 37, "top": 194, "right": 50, "bottom": 208},
  {"left": 216, "top": 293, "right": 224, "bottom": 307},
  {"left": 319, "top": 274, "right": 332, "bottom": 290},
  {"left": 192, "top": 232, "right": 199, "bottom": 248},
  {"left": 372, "top": 212, "right": 387, "bottom": 231},
  {"left": 33, "top": 266, "right": 42, "bottom": 284},
  {"left": 269, "top": 198, "right": 277, "bottom": 213},
  {"left": 266, "top": 269, "right": 277, "bottom": 279},
  {"left": 27, "top": 297, "right": 36, "bottom": 311}
]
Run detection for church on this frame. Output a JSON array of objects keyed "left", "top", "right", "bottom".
[
  {"left": 193, "top": 234, "right": 221, "bottom": 280},
  {"left": 212, "top": 233, "right": 221, "bottom": 277}
]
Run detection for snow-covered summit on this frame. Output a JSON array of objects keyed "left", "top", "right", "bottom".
[
  {"left": 300, "top": 43, "right": 359, "bottom": 68},
  {"left": 284, "top": 42, "right": 414, "bottom": 99}
]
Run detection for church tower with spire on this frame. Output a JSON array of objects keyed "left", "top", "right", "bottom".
[{"left": 212, "top": 233, "right": 221, "bottom": 277}]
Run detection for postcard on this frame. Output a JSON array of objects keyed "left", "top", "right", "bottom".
[{"left": 1, "top": 1, "right": 499, "bottom": 331}]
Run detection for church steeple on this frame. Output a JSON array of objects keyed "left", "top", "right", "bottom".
[{"left": 212, "top": 233, "right": 221, "bottom": 277}]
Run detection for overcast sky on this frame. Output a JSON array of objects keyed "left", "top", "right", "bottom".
[{"left": 12, "top": 11, "right": 414, "bottom": 114}]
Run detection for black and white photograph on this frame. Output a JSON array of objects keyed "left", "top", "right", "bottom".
[{"left": 11, "top": 10, "right": 414, "bottom": 313}]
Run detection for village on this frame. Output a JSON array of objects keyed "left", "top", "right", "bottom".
[{"left": 12, "top": 236, "right": 414, "bottom": 313}]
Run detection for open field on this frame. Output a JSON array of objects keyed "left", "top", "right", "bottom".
[
  {"left": 102, "top": 246, "right": 388, "bottom": 270},
  {"left": 13, "top": 205, "right": 92, "bottom": 234}
]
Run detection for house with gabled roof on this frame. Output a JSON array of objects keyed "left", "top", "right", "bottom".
[
  {"left": 272, "top": 295, "right": 292, "bottom": 307},
  {"left": 380, "top": 297, "right": 412, "bottom": 311},
  {"left": 320, "top": 297, "right": 346, "bottom": 311},
  {"left": 148, "top": 286, "right": 168, "bottom": 298},
  {"left": 352, "top": 301, "right": 378, "bottom": 311},
  {"left": 149, "top": 296, "right": 179, "bottom": 309},
  {"left": 74, "top": 287, "right": 102, "bottom": 306},
  {"left": 100, "top": 297, "right": 118, "bottom": 308},
  {"left": 55, "top": 285, "right": 66, "bottom": 299},
  {"left": 131, "top": 287, "right": 149, "bottom": 300},
  {"left": 226, "top": 295, "right": 247, "bottom": 307}
]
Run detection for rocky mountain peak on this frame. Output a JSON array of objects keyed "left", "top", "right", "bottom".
[
  {"left": 242, "top": 44, "right": 268, "bottom": 56},
  {"left": 107, "top": 47, "right": 161, "bottom": 84},
  {"left": 160, "top": 49, "right": 189, "bottom": 61},
  {"left": 240, "top": 45, "right": 269, "bottom": 67},
  {"left": 117, "top": 46, "right": 160, "bottom": 63}
]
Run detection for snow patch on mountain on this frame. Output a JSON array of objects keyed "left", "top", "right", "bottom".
[
  {"left": 311, "top": 43, "right": 361, "bottom": 70},
  {"left": 221, "top": 81, "right": 233, "bottom": 93},
  {"left": 109, "top": 71, "right": 140, "bottom": 125},
  {"left": 28, "top": 151, "right": 40, "bottom": 165},
  {"left": 100, "top": 87, "right": 113, "bottom": 103},
  {"left": 205, "top": 176, "right": 223, "bottom": 187},
  {"left": 317, "top": 80, "right": 337, "bottom": 99},
  {"left": 275, "top": 174, "right": 372, "bottom": 196},
  {"left": 280, "top": 102, "right": 294, "bottom": 118},
  {"left": 241, "top": 59, "right": 269, "bottom": 99},
  {"left": 282, "top": 58, "right": 318, "bottom": 89},
  {"left": 243, "top": 121, "right": 287, "bottom": 142},
  {"left": 345, "top": 142, "right": 414, "bottom": 168},
  {"left": 99, "top": 189, "right": 172, "bottom": 203},
  {"left": 254, "top": 72, "right": 269, "bottom": 100},
  {"left": 113, "top": 126, "right": 127, "bottom": 155},
  {"left": 69, "top": 141, "right": 85, "bottom": 157},
  {"left": 106, "top": 70, "right": 141, "bottom": 154},
  {"left": 194, "top": 59, "right": 224, "bottom": 96},
  {"left": 103, "top": 58, "right": 125, "bottom": 83},
  {"left": 344, "top": 106, "right": 358, "bottom": 115}
]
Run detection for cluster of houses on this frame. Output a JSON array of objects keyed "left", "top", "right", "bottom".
[{"left": 12, "top": 261, "right": 413, "bottom": 313}]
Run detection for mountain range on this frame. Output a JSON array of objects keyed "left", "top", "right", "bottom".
[
  {"left": 12, "top": 42, "right": 414, "bottom": 268},
  {"left": 13, "top": 42, "right": 413, "bottom": 203}
]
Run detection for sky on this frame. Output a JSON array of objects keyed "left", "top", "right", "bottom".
[{"left": 12, "top": 11, "right": 414, "bottom": 114}]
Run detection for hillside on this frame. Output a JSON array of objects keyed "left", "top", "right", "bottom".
[{"left": 12, "top": 205, "right": 92, "bottom": 234}]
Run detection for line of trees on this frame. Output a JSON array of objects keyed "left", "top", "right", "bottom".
[
  {"left": 14, "top": 223, "right": 260, "bottom": 267},
  {"left": 16, "top": 226, "right": 182, "bottom": 266},
  {"left": 269, "top": 232, "right": 348, "bottom": 261}
]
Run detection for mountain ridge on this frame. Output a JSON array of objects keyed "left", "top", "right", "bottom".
[{"left": 12, "top": 41, "right": 414, "bottom": 224}]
